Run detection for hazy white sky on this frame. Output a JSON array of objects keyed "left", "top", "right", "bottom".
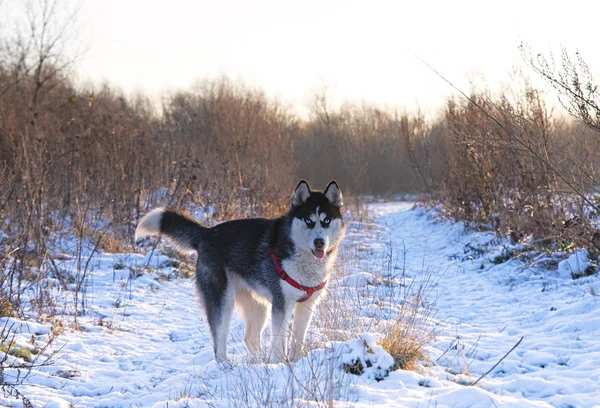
[{"left": 74, "top": 0, "right": 599, "bottom": 114}]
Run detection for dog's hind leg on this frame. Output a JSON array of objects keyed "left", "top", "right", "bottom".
[
  {"left": 235, "top": 289, "right": 269, "bottom": 355},
  {"left": 197, "top": 263, "right": 235, "bottom": 363},
  {"left": 206, "top": 283, "right": 234, "bottom": 363}
]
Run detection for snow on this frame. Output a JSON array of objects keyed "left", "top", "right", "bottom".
[
  {"left": 557, "top": 249, "right": 591, "bottom": 279},
  {"left": 2, "top": 201, "right": 600, "bottom": 407}
]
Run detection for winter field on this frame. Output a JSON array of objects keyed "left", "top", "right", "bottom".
[{"left": 2, "top": 202, "right": 600, "bottom": 407}]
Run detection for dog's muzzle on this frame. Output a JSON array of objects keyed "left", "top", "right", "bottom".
[{"left": 312, "top": 238, "right": 325, "bottom": 259}]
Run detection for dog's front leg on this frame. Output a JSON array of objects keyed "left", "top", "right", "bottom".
[
  {"left": 270, "top": 302, "right": 294, "bottom": 363},
  {"left": 289, "top": 292, "right": 322, "bottom": 362}
]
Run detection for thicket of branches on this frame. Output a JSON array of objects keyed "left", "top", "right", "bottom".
[
  {"left": 297, "top": 95, "right": 443, "bottom": 196},
  {"left": 0, "top": 68, "right": 440, "bottom": 235},
  {"left": 440, "top": 58, "right": 600, "bottom": 252},
  {"left": 0, "top": 1, "right": 441, "bottom": 249},
  {"left": 1, "top": 5, "right": 600, "bottom": 249}
]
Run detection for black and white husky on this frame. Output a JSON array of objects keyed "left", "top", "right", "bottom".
[{"left": 135, "top": 180, "right": 345, "bottom": 363}]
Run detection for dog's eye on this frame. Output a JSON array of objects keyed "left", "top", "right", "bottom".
[
  {"left": 304, "top": 217, "right": 314, "bottom": 225},
  {"left": 323, "top": 218, "right": 331, "bottom": 226}
]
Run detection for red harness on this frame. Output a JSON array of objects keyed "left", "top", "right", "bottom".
[{"left": 268, "top": 251, "right": 327, "bottom": 302}]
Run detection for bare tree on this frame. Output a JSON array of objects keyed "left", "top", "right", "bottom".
[
  {"left": 0, "top": 0, "right": 83, "bottom": 105},
  {"left": 521, "top": 43, "right": 600, "bottom": 134}
]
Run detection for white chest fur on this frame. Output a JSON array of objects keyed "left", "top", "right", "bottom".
[{"left": 281, "top": 249, "right": 336, "bottom": 288}]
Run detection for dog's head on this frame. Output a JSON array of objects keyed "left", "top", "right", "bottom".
[{"left": 289, "top": 180, "right": 345, "bottom": 259}]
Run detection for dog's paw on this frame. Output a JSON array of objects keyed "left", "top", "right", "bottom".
[
  {"left": 216, "top": 358, "right": 235, "bottom": 372},
  {"left": 215, "top": 352, "right": 233, "bottom": 370}
]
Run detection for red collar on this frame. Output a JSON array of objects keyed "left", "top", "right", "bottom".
[{"left": 269, "top": 251, "right": 327, "bottom": 302}]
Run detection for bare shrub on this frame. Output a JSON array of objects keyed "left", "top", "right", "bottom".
[
  {"left": 522, "top": 44, "right": 600, "bottom": 134},
  {"left": 440, "top": 79, "right": 599, "bottom": 250},
  {"left": 399, "top": 112, "right": 446, "bottom": 198},
  {"left": 297, "top": 95, "right": 442, "bottom": 196},
  {"left": 158, "top": 78, "right": 299, "bottom": 218}
]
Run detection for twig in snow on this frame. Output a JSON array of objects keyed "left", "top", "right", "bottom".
[{"left": 472, "top": 336, "right": 524, "bottom": 386}]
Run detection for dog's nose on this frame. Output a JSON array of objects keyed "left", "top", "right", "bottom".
[{"left": 313, "top": 238, "right": 325, "bottom": 249}]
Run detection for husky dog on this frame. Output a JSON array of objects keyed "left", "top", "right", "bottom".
[{"left": 135, "top": 180, "right": 345, "bottom": 363}]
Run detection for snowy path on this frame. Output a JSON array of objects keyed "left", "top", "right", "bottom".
[
  {"left": 372, "top": 203, "right": 600, "bottom": 408},
  {"left": 2, "top": 202, "right": 600, "bottom": 407}
]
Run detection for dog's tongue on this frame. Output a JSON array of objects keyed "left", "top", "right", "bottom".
[{"left": 314, "top": 249, "right": 325, "bottom": 259}]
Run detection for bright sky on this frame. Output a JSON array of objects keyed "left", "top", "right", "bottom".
[{"left": 72, "top": 0, "right": 600, "bottom": 115}]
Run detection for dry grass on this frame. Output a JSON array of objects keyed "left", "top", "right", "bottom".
[
  {"left": 0, "top": 295, "right": 14, "bottom": 318},
  {"left": 380, "top": 289, "right": 434, "bottom": 371}
]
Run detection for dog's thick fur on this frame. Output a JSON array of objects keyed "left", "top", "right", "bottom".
[{"left": 136, "top": 180, "right": 345, "bottom": 363}]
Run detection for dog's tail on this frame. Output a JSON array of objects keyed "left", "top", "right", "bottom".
[{"left": 135, "top": 207, "right": 204, "bottom": 253}]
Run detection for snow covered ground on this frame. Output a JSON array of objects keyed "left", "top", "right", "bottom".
[{"left": 2, "top": 202, "right": 600, "bottom": 407}]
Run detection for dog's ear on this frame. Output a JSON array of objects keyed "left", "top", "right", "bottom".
[
  {"left": 324, "top": 180, "right": 343, "bottom": 207},
  {"left": 292, "top": 180, "right": 311, "bottom": 206}
]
